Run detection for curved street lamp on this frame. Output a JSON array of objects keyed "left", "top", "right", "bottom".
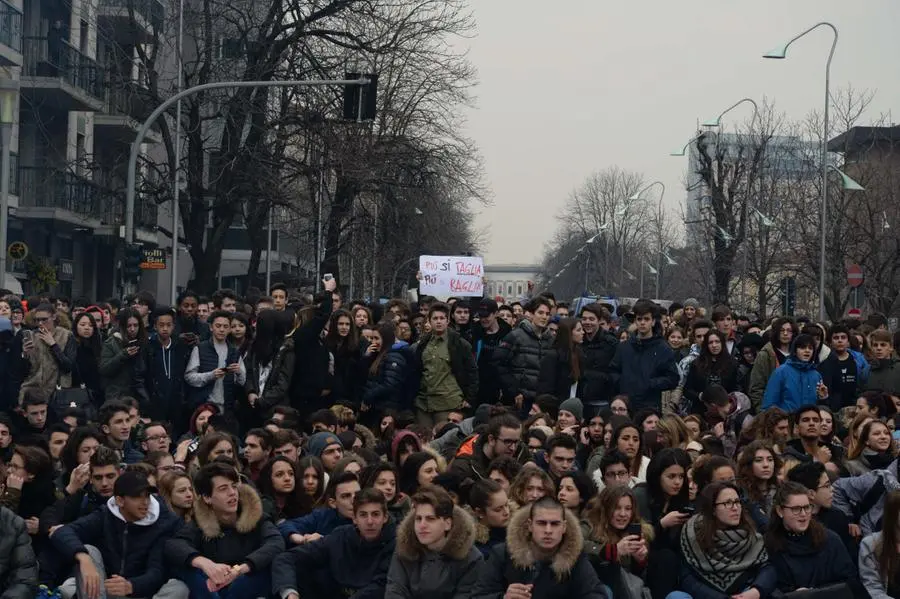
[{"left": 762, "top": 21, "right": 838, "bottom": 320}]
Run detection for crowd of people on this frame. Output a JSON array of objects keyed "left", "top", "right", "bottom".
[{"left": 0, "top": 281, "right": 899, "bottom": 599}]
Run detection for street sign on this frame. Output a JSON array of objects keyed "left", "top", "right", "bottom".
[
  {"left": 847, "top": 264, "right": 864, "bottom": 288},
  {"left": 139, "top": 248, "right": 166, "bottom": 270}
]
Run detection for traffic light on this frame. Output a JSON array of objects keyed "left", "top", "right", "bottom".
[
  {"left": 342, "top": 73, "right": 378, "bottom": 121},
  {"left": 123, "top": 244, "right": 142, "bottom": 283},
  {"left": 779, "top": 276, "right": 796, "bottom": 316}
]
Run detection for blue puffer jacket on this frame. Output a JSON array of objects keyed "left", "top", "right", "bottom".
[
  {"left": 278, "top": 507, "right": 351, "bottom": 541},
  {"left": 762, "top": 354, "right": 822, "bottom": 413}
]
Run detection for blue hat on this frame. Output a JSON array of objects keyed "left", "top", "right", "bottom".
[{"left": 307, "top": 432, "right": 342, "bottom": 458}]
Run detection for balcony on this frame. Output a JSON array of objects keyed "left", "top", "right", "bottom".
[
  {"left": 0, "top": 1, "right": 22, "bottom": 66},
  {"left": 98, "top": 0, "right": 164, "bottom": 44},
  {"left": 20, "top": 36, "right": 105, "bottom": 112},
  {"left": 95, "top": 78, "right": 162, "bottom": 144}
]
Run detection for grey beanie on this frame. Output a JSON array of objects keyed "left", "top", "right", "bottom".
[
  {"left": 558, "top": 397, "right": 584, "bottom": 422},
  {"left": 683, "top": 298, "right": 700, "bottom": 309}
]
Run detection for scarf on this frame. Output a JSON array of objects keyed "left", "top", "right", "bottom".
[
  {"left": 681, "top": 516, "right": 768, "bottom": 593},
  {"left": 863, "top": 449, "right": 895, "bottom": 472}
]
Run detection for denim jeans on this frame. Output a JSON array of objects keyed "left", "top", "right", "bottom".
[{"left": 184, "top": 569, "right": 271, "bottom": 599}]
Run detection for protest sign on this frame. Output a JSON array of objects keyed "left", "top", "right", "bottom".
[{"left": 418, "top": 255, "right": 484, "bottom": 298}]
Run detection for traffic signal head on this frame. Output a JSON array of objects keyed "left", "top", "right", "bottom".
[{"left": 123, "top": 244, "right": 142, "bottom": 283}]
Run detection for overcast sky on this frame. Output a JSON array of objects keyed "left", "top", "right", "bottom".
[{"left": 461, "top": 1, "right": 900, "bottom": 265}]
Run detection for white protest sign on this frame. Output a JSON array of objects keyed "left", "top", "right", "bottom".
[{"left": 418, "top": 255, "right": 484, "bottom": 297}]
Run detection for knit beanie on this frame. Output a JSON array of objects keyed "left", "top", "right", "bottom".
[
  {"left": 558, "top": 397, "right": 584, "bottom": 422},
  {"left": 307, "top": 432, "right": 342, "bottom": 458},
  {"left": 683, "top": 298, "right": 700, "bottom": 309}
]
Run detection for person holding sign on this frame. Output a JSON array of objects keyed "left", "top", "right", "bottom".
[{"left": 412, "top": 303, "right": 478, "bottom": 428}]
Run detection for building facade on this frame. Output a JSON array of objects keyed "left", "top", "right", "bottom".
[{"left": 484, "top": 263, "right": 539, "bottom": 303}]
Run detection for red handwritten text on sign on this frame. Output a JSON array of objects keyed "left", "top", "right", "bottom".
[{"left": 419, "top": 255, "right": 484, "bottom": 298}]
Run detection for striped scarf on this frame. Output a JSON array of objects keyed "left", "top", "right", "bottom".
[{"left": 680, "top": 516, "right": 768, "bottom": 593}]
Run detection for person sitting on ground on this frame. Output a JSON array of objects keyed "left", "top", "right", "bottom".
[
  {"left": 166, "top": 462, "right": 284, "bottom": 598},
  {"left": 765, "top": 481, "right": 863, "bottom": 598},
  {"left": 0, "top": 504, "right": 38, "bottom": 599},
  {"left": 51, "top": 471, "right": 187, "bottom": 599},
  {"left": 471, "top": 495, "right": 606, "bottom": 599},
  {"left": 278, "top": 471, "right": 359, "bottom": 545},
  {"left": 272, "top": 487, "right": 397, "bottom": 599},
  {"left": 386, "top": 485, "right": 483, "bottom": 599}
]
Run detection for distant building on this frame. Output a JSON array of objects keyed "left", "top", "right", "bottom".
[
  {"left": 484, "top": 263, "right": 539, "bottom": 303},
  {"left": 683, "top": 131, "right": 818, "bottom": 243}
]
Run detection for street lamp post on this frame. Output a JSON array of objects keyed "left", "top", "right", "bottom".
[
  {"left": 124, "top": 78, "right": 371, "bottom": 286},
  {"left": 0, "top": 79, "right": 18, "bottom": 284},
  {"left": 763, "top": 21, "right": 838, "bottom": 320},
  {"left": 168, "top": 0, "right": 184, "bottom": 304}
]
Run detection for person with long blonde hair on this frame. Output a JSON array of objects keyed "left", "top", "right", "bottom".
[
  {"left": 157, "top": 470, "right": 194, "bottom": 522},
  {"left": 582, "top": 486, "right": 653, "bottom": 576}
]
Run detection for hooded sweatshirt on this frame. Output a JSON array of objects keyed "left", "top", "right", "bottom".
[
  {"left": 52, "top": 496, "right": 182, "bottom": 597},
  {"left": 762, "top": 345, "right": 823, "bottom": 413}
]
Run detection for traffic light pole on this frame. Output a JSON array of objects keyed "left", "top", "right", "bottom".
[{"left": 124, "top": 77, "right": 371, "bottom": 290}]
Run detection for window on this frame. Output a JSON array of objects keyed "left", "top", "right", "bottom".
[
  {"left": 517, "top": 284, "right": 523, "bottom": 296},
  {"left": 507, "top": 284, "right": 512, "bottom": 295}
]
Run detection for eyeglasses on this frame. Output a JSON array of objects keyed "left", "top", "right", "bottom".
[
  {"left": 145, "top": 434, "right": 169, "bottom": 443},
  {"left": 498, "top": 438, "right": 519, "bottom": 447},
  {"left": 782, "top": 504, "right": 813, "bottom": 515},
  {"left": 715, "top": 499, "right": 742, "bottom": 510},
  {"left": 605, "top": 470, "right": 631, "bottom": 480}
]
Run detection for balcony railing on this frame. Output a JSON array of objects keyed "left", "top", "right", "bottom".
[
  {"left": 99, "top": 0, "right": 164, "bottom": 34},
  {"left": 22, "top": 36, "right": 105, "bottom": 99},
  {"left": 18, "top": 166, "right": 158, "bottom": 229},
  {"left": 0, "top": 1, "right": 22, "bottom": 52}
]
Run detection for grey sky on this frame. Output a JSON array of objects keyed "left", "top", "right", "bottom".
[{"left": 462, "top": 1, "right": 900, "bottom": 264}]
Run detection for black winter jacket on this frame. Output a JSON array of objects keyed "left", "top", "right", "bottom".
[
  {"left": 166, "top": 484, "right": 284, "bottom": 572},
  {"left": 288, "top": 297, "right": 333, "bottom": 414},
  {"left": 769, "top": 529, "right": 863, "bottom": 597},
  {"left": 493, "top": 320, "right": 553, "bottom": 403},
  {"left": 245, "top": 337, "right": 296, "bottom": 410},
  {"left": 272, "top": 522, "right": 396, "bottom": 599},
  {"left": 472, "top": 320, "right": 512, "bottom": 406},
  {"left": 99, "top": 333, "right": 150, "bottom": 408},
  {"left": 414, "top": 329, "right": 479, "bottom": 404},
  {"left": 0, "top": 507, "right": 37, "bottom": 599},
  {"left": 51, "top": 496, "right": 182, "bottom": 598},
  {"left": 581, "top": 330, "right": 618, "bottom": 404},
  {"left": 609, "top": 334, "right": 679, "bottom": 411},
  {"left": 683, "top": 357, "right": 738, "bottom": 414},
  {"left": 537, "top": 347, "right": 585, "bottom": 402},
  {"left": 146, "top": 337, "right": 191, "bottom": 423}
]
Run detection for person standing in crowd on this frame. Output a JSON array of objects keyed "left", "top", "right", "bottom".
[
  {"left": 173, "top": 290, "right": 209, "bottom": 345},
  {"left": 682, "top": 330, "right": 738, "bottom": 415},
  {"left": 537, "top": 317, "right": 586, "bottom": 402},
  {"left": 287, "top": 278, "right": 336, "bottom": 418},
  {"left": 16, "top": 303, "right": 76, "bottom": 404},
  {"left": 609, "top": 299, "right": 679, "bottom": 413},
  {"left": 414, "top": 303, "right": 477, "bottom": 427},
  {"left": 494, "top": 296, "right": 553, "bottom": 414},
  {"left": 185, "top": 311, "right": 246, "bottom": 418},
  {"left": 146, "top": 306, "right": 190, "bottom": 427},
  {"left": 99, "top": 307, "right": 150, "bottom": 408},
  {"left": 70, "top": 312, "right": 104, "bottom": 411},
  {"left": 749, "top": 316, "right": 796, "bottom": 411},
  {"left": 451, "top": 300, "right": 474, "bottom": 345},
  {"left": 866, "top": 329, "right": 900, "bottom": 395},
  {"left": 580, "top": 304, "right": 618, "bottom": 413},
  {"left": 360, "top": 321, "right": 411, "bottom": 415},
  {"left": 818, "top": 324, "right": 870, "bottom": 410},
  {"left": 711, "top": 305, "right": 740, "bottom": 359},
  {"left": 762, "top": 334, "right": 828, "bottom": 413},
  {"left": 324, "top": 309, "right": 361, "bottom": 406},
  {"left": 471, "top": 298, "right": 512, "bottom": 407},
  {"left": 272, "top": 487, "right": 396, "bottom": 599},
  {"left": 166, "top": 462, "right": 284, "bottom": 597},
  {"left": 471, "top": 496, "right": 606, "bottom": 599},
  {"left": 386, "top": 485, "right": 483, "bottom": 599}
]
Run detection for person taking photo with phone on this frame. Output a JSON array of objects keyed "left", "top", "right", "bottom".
[
  {"left": 15, "top": 303, "right": 76, "bottom": 405},
  {"left": 100, "top": 307, "right": 150, "bottom": 408}
]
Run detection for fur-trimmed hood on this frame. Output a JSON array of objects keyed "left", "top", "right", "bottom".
[
  {"left": 194, "top": 483, "right": 263, "bottom": 539},
  {"left": 355, "top": 424, "right": 377, "bottom": 449},
  {"left": 396, "top": 504, "right": 476, "bottom": 561},
  {"left": 506, "top": 504, "right": 583, "bottom": 580}
]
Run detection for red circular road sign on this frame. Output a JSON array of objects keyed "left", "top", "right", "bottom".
[{"left": 847, "top": 264, "right": 864, "bottom": 288}]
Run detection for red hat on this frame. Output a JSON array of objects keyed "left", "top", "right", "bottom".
[{"left": 847, "top": 308, "right": 862, "bottom": 317}]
